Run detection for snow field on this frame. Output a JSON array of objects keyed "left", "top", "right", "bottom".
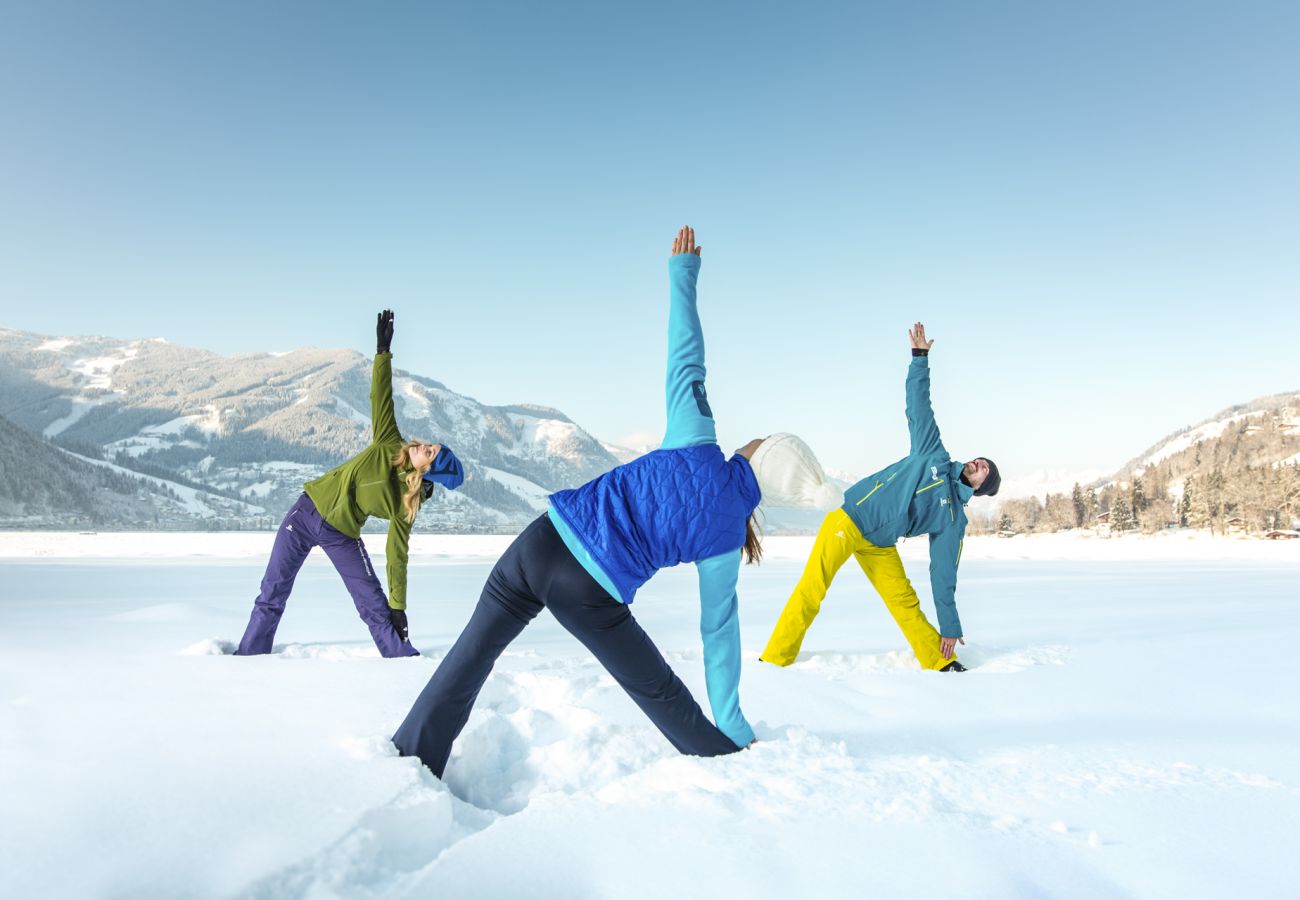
[{"left": 1, "top": 535, "right": 1297, "bottom": 899}]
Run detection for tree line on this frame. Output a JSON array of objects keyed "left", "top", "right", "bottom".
[{"left": 969, "top": 411, "right": 1300, "bottom": 536}]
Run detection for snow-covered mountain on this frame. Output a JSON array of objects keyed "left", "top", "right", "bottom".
[
  {"left": 1122, "top": 390, "right": 1300, "bottom": 476},
  {"left": 984, "top": 389, "right": 1300, "bottom": 536},
  {"left": 0, "top": 328, "right": 619, "bottom": 530},
  {"left": 993, "top": 467, "right": 1111, "bottom": 502},
  {"left": 994, "top": 392, "right": 1299, "bottom": 506},
  {"left": 601, "top": 441, "right": 655, "bottom": 465},
  {"left": 0, "top": 411, "right": 267, "bottom": 529}
]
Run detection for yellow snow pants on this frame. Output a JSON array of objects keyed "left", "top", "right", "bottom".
[{"left": 761, "top": 508, "right": 953, "bottom": 671}]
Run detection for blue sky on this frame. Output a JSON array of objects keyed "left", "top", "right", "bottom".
[{"left": 2, "top": 1, "right": 1297, "bottom": 483}]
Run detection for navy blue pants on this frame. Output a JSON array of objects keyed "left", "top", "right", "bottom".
[
  {"left": 235, "top": 493, "right": 418, "bottom": 658},
  {"left": 392, "top": 514, "right": 739, "bottom": 777}
]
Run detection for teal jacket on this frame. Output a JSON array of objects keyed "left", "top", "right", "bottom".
[{"left": 841, "top": 355, "right": 973, "bottom": 638}]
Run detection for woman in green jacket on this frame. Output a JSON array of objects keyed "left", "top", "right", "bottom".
[{"left": 235, "top": 310, "right": 445, "bottom": 658}]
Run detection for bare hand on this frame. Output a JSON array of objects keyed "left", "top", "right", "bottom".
[
  {"left": 940, "top": 636, "right": 965, "bottom": 659},
  {"left": 671, "top": 225, "right": 701, "bottom": 257},
  {"left": 909, "top": 321, "right": 934, "bottom": 351}
]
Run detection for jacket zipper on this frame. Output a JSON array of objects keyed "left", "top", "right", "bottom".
[
  {"left": 915, "top": 478, "right": 946, "bottom": 495},
  {"left": 854, "top": 472, "right": 899, "bottom": 506},
  {"left": 855, "top": 481, "right": 885, "bottom": 506}
]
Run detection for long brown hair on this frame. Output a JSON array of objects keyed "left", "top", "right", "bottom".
[
  {"left": 391, "top": 440, "right": 433, "bottom": 524},
  {"left": 743, "top": 512, "right": 763, "bottom": 565}
]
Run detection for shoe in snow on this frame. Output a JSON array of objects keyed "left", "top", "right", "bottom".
[{"left": 941, "top": 660, "right": 967, "bottom": 672}]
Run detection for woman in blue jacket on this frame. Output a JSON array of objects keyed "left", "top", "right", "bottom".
[{"left": 393, "top": 227, "right": 766, "bottom": 776}]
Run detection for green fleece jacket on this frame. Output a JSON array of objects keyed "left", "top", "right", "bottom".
[{"left": 304, "top": 352, "right": 418, "bottom": 609}]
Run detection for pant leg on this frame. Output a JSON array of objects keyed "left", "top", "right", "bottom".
[
  {"left": 760, "top": 509, "right": 859, "bottom": 665},
  {"left": 316, "top": 523, "right": 419, "bottom": 658},
  {"left": 235, "top": 494, "right": 317, "bottom": 656},
  {"left": 853, "top": 543, "right": 952, "bottom": 671},
  {"left": 533, "top": 519, "right": 740, "bottom": 757},
  {"left": 391, "top": 518, "right": 547, "bottom": 777}
]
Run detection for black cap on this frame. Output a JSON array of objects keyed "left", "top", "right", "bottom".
[{"left": 974, "top": 458, "right": 1000, "bottom": 497}]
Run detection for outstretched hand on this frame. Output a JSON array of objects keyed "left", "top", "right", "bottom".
[
  {"left": 909, "top": 321, "right": 934, "bottom": 352},
  {"left": 671, "top": 226, "right": 701, "bottom": 257},
  {"left": 377, "top": 309, "right": 394, "bottom": 355},
  {"left": 940, "top": 636, "right": 964, "bottom": 659}
]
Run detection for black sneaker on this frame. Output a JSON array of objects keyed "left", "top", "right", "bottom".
[{"left": 940, "top": 660, "right": 967, "bottom": 672}]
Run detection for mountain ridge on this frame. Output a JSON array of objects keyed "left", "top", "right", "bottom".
[{"left": 0, "top": 328, "right": 619, "bottom": 530}]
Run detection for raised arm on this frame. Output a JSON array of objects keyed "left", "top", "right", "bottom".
[
  {"left": 905, "top": 321, "right": 945, "bottom": 457},
  {"left": 371, "top": 309, "right": 401, "bottom": 446},
  {"left": 662, "top": 226, "right": 717, "bottom": 450},
  {"left": 696, "top": 550, "right": 756, "bottom": 748}
]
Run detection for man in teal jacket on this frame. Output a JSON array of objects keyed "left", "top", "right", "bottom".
[{"left": 761, "top": 322, "right": 1000, "bottom": 672}]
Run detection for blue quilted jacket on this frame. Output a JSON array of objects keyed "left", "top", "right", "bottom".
[{"left": 549, "top": 445, "right": 760, "bottom": 604}]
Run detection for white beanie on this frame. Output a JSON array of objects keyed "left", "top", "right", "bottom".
[{"left": 748, "top": 433, "right": 842, "bottom": 510}]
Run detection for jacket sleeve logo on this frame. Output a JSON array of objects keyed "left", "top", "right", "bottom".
[{"left": 692, "top": 381, "right": 713, "bottom": 418}]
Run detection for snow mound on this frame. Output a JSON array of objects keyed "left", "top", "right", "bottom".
[
  {"left": 443, "top": 669, "right": 668, "bottom": 815},
  {"left": 242, "top": 777, "right": 477, "bottom": 900}
]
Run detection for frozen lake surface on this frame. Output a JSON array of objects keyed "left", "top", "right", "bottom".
[{"left": 1, "top": 532, "right": 1297, "bottom": 899}]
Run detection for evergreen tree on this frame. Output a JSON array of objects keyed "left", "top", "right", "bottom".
[
  {"left": 1180, "top": 476, "right": 1193, "bottom": 528},
  {"left": 1206, "top": 468, "right": 1226, "bottom": 534},
  {"left": 1072, "top": 482, "right": 1087, "bottom": 528},
  {"left": 1111, "top": 496, "right": 1134, "bottom": 535},
  {"left": 1131, "top": 475, "right": 1146, "bottom": 528},
  {"left": 998, "top": 512, "right": 1014, "bottom": 534}
]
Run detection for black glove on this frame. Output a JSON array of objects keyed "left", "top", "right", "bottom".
[
  {"left": 389, "top": 607, "right": 409, "bottom": 641},
  {"left": 376, "top": 309, "right": 394, "bottom": 354}
]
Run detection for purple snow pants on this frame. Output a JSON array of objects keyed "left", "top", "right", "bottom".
[{"left": 235, "top": 493, "right": 419, "bottom": 658}]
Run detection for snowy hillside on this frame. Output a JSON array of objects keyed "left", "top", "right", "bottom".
[
  {"left": 1125, "top": 390, "right": 1300, "bottom": 475},
  {"left": 0, "top": 328, "right": 619, "bottom": 529},
  {"left": 987, "top": 390, "right": 1300, "bottom": 536},
  {"left": 0, "top": 412, "right": 262, "bottom": 528}
]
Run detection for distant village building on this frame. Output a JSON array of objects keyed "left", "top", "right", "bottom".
[
  {"left": 1094, "top": 511, "right": 1111, "bottom": 537},
  {"left": 1225, "top": 516, "right": 1248, "bottom": 534}
]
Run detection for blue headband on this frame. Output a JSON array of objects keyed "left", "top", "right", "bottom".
[{"left": 422, "top": 445, "right": 465, "bottom": 491}]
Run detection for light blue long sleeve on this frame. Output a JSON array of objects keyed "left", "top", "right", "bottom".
[
  {"left": 696, "top": 549, "right": 755, "bottom": 748},
  {"left": 662, "top": 254, "right": 717, "bottom": 450}
]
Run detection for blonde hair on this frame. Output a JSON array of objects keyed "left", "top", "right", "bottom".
[{"left": 391, "top": 440, "right": 433, "bottom": 524}]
